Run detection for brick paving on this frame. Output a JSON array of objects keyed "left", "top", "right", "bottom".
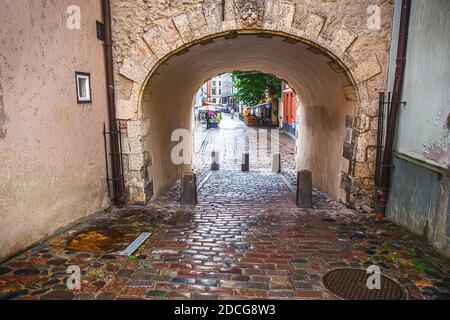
[{"left": 1, "top": 115, "right": 450, "bottom": 300}]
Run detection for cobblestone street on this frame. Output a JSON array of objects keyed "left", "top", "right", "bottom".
[{"left": 0, "top": 115, "right": 449, "bottom": 300}]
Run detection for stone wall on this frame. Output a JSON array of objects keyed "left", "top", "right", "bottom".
[
  {"left": 111, "top": 0, "right": 394, "bottom": 211},
  {"left": 386, "top": 0, "right": 450, "bottom": 256}
]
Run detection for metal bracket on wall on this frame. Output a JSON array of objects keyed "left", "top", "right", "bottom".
[{"left": 375, "top": 92, "right": 406, "bottom": 187}]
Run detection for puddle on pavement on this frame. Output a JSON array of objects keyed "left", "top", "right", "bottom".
[
  {"left": 66, "top": 226, "right": 135, "bottom": 253},
  {"left": 66, "top": 209, "right": 164, "bottom": 254}
]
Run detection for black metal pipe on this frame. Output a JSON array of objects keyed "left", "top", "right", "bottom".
[
  {"left": 221, "top": 0, "right": 225, "bottom": 21},
  {"left": 376, "top": 0, "right": 411, "bottom": 220},
  {"left": 102, "top": 0, "right": 125, "bottom": 205},
  {"left": 103, "top": 122, "right": 111, "bottom": 198},
  {"left": 375, "top": 92, "right": 385, "bottom": 188}
]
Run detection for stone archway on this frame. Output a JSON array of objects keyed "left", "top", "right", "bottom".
[{"left": 112, "top": 0, "right": 393, "bottom": 211}]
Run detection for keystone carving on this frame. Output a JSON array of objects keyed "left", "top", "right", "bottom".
[{"left": 235, "top": 0, "right": 264, "bottom": 28}]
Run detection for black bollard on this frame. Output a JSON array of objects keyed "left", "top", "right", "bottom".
[
  {"left": 181, "top": 172, "right": 197, "bottom": 205},
  {"left": 296, "top": 170, "right": 312, "bottom": 208},
  {"left": 211, "top": 151, "right": 220, "bottom": 171},
  {"left": 241, "top": 153, "right": 249, "bottom": 172}
]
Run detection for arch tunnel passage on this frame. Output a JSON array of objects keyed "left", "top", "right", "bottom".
[{"left": 142, "top": 33, "right": 356, "bottom": 203}]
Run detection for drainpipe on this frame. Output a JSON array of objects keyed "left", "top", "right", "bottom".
[
  {"left": 376, "top": 0, "right": 411, "bottom": 221},
  {"left": 102, "top": 0, "right": 125, "bottom": 205}
]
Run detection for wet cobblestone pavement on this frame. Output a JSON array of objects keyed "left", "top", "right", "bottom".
[{"left": 1, "top": 115, "right": 449, "bottom": 300}]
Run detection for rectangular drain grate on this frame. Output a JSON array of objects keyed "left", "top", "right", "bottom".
[{"left": 113, "top": 232, "right": 152, "bottom": 256}]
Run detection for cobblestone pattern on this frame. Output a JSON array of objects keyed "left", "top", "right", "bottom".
[
  {"left": 1, "top": 117, "right": 449, "bottom": 300},
  {"left": 193, "top": 117, "right": 280, "bottom": 173}
]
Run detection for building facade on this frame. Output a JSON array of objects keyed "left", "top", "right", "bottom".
[
  {"left": 219, "top": 73, "right": 237, "bottom": 109},
  {"left": 385, "top": 0, "right": 450, "bottom": 256},
  {"left": 281, "top": 82, "right": 297, "bottom": 136},
  {"left": 193, "top": 83, "right": 207, "bottom": 108},
  {"left": 0, "top": 0, "right": 110, "bottom": 260},
  {"left": 203, "top": 73, "right": 237, "bottom": 108}
]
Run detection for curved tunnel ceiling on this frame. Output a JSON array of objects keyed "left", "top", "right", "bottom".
[{"left": 145, "top": 34, "right": 353, "bottom": 107}]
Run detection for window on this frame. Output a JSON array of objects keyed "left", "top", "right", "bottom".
[{"left": 75, "top": 72, "right": 92, "bottom": 104}]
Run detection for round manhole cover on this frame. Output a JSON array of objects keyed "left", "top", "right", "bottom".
[{"left": 323, "top": 268, "right": 406, "bottom": 300}]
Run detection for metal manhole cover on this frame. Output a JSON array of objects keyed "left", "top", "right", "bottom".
[{"left": 323, "top": 268, "right": 406, "bottom": 300}]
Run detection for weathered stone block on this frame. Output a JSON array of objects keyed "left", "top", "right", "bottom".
[
  {"left": 222, "top": 0, "right": 236, "bottom": 31},
  {"left": 354, "top": 162, "right": 371, "bottom": 178},
  {"left": 128, "top": 137, "right": 144, "bottom": 155},
  {"left": 121, "top": 135, "right": 131, "bottom": 154},
  {"left": 360, "top": 99, "right": 379, "bottom": 117},
  {"left": 129, "top": 154, "right": 145, "bottom": 171},
  {"left": 355, "top": 130, "right": 378, "bottom": 162},
  {"left": 366, "top": 146, "right": 377, "bottom": 163},
  {"left": 262, "top": 0, "right": 280, "bottom": 30},
  {"left": 203, "top": 3, "right": 222, "bottom": 34},
  {"left": 330, "top": 26, "right": 357, "bottom": 57},
  {"left": 116, "top": 99, "right": 138, "bottom": 120},
  {"left": 129, "top": 181, "right": 146, "bottom": 204},
  {"left": 173, "top": 13, "right": 194, "bottom": 44},
  {"left": 158, "top": 19, "right": 184, "bottom": 51},
  {"left": 129, "top": 82, "right": 142, "bottom": 103},
  {"left": 127, "top": 120, "right": 150, "bottom": 139},
  {"left": 290, "top": 24, "right": 305, "bottom": 38},
  {"left": 316, "top": 35, "right": 331, "bottom": 49},
  {"left": 304, "top": 13, "right": 325, "bottom": 41},
  {"left": 362, "top": 178, "right": 374, "bottom": 189},
  {"left": 189, "top": 5, "right": 209, "bottom": 39},
  {"left": 358, "top": 82, "right": 370, "bottom": 102},
  {"left": 144, "top": 54, "right": 157, "bottom": 71},
  {"left": 370, "top": 116, "right": 379, "bottom": 130},
  {"left": 119, "top": 57, "right": 147, "bottom": 85},
  {"left": 277, "top": 1, "right": 296, "bottom": 33},
  {"left": 358, "top": 114, "right": 371, "bottom": 132},
  {"left": 127, "top": 39, "right": 154, "bottom": 66},
  {"left": 143, "top": 27, "right": 171, "bottom": 59},
  {"left": 353, "top": 54, "right": 382, "bottom": 83}
]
